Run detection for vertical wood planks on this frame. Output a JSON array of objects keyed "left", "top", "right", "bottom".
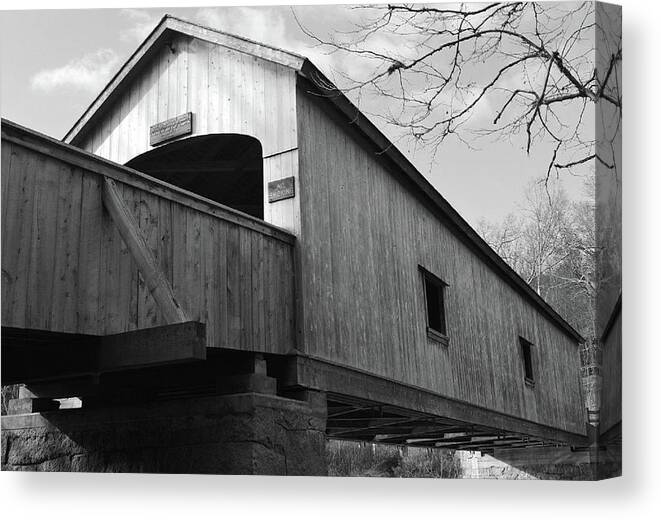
[
  {"left": 2, "top": 137, "right": 296, "bottom": 353},
  {"left": 24, "top": 153, "right": 60, "bottom": 331},
  {"left": 50, "top": 162, "right": 82, "bottom": 332},
  {"left": 295, "top": 87, "right": 585, "bottom": 435},
  {"left": 600, "top": 311, "right": 621, "bottom": 432},
  {"left": 185, "top": 206, "right": 203, "bottom": 322},
  {"left": 238, "top": 227, "right": 253, "bottom": 348},
  {"left": 76, "top": 34, "right": 300, "bottom": 234},
  {"left": 2, "top": 145, "right": 37, "bottom": 328},
  {"left": 215, "top": 222, "right": 229, "bottom": 346},
  {"left": 77, "top": 171, "right": 103, "bottom": 334},
  {"left": 251, "top": 231, "right": 265, "bottom": 350},
  {"left": 226, "top": 223, "right": 241, "bottom": 346},
  {"left": 1, "top": 141, "right": 14, "bottom": 224}
]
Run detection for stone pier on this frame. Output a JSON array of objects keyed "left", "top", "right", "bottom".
[{"left": 1, "top": 392, "right": 327, "bottom": 475}]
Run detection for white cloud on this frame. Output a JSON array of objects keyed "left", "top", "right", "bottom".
[
  {"left": 195, "top": 7, "right": 295, "bottom": 52},
  {"left": 30, "top": 48, "right": 120, "bottom": 93},
  {"left": 119, "top": 9, "right": 160, "bottom": 43},
  {"left": 192, "top": 6, "right": 377, "bottom": 90}
]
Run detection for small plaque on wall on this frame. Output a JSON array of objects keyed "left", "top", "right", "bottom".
[
  {"left": 150, "top": 112, "right": 193, "bottom": 146},
  {"left": 268, "top": 177, "right": 295, "bottom": 203}
]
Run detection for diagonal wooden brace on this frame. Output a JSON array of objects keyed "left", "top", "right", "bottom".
[{"left": 102, "top": 176, "right": 189, "bottom": 323}]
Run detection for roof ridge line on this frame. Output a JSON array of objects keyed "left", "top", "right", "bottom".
[{"left": 163, "top": 14, "right": 307, "bottom": 62}]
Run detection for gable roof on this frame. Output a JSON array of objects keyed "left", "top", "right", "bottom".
[
  {"left": 63, "top": 15, "right": 584, "bottom": 344},
  {"left": 64, "top": 15, "right": 306, "bottom": 145}
]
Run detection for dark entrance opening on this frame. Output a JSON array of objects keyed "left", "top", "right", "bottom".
[{"left": 126, "top": 134, "right": 264, "bottom": 219}]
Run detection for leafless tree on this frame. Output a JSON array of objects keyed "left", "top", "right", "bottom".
[
  {"left": 297, "top": 2, "right": 621, "bottom": 179},
  {"left": 477, "top": 176, "right": 597, "bottom": 337},
  {"left": 1, "top": 384, "right": 19, "bottom": 416},
  {"left": 476, "top": 213, "right": 525, "bottom": 272}
]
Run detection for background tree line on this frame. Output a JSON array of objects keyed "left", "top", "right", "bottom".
[{"left": 477, "top": 175, "right": 597, "bottom": 339}]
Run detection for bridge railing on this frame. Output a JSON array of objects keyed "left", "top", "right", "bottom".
[{"left": 1, "top": 119, "right": 296, "bottom": 354}]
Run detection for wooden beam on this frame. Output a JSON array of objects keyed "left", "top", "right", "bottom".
[
  {"left": 285, "top": 355, "right": 589, "bottom": 446},
  {"left": 1, "top": 322, "right": 206, "bottom": 384},
  {"left": 2, "top": 328, "right": 97, "bottom": 384},
  {"left": 99, "top": 321, "right": 206, "bottom": 371},
  {"left": 102, "top": 176, "right": 189, "bottom": 324}
]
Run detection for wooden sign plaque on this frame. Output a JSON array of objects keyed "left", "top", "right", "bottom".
[
  {"left": 268, "top": 177, "right": 295, "bottom": 203},
  {"left": 150, "top": 112, "right": 193, "bottom": 146}
]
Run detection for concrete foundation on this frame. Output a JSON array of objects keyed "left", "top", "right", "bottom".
[
  {"left": 1, "top": 392, "right": 327, "bottom": 475},
  {"left": 456, "top": 446, "right": 621, "bottom": 480}
]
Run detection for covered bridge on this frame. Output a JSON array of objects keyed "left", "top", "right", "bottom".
[{"left": 1, "top": 15, "right": 588, "bottom": 474}]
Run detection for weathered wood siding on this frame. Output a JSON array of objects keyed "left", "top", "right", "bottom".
[
  {"left": 600, "top": 310, "right": 621, "bottom": 434},
  {"left": 1, "top": 125, "right": 295, "bottom": 354},
  {"left": 75, "top": 34, "right": 301, "bottom": 234},
  {"left": 594, "top": 3, "right": 622, "bottom": 438},
  {"left": 595, "top": 3, "right": 622, "bottom": 338},
  {"left": 296, "top": 88, "right": 585, "bottom": 435}
]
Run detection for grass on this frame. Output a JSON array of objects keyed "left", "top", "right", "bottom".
[{"left": 327, "top": 439, "right": 462, "bottom": 478}]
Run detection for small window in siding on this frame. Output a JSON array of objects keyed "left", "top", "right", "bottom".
[
  {"left": 519, "top": 337, "right": 535, "bottom": 386},
  {"left": 419, "top": 266, "right": 449, "bottom": 345}
]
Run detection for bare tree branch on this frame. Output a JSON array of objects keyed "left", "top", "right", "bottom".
[{"left": 297, "top": 2, "right": 621, "bottom": 174}]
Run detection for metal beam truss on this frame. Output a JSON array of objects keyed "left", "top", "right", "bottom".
[{"left": 326, "top": 394, "right": 565, "bottom": 454}]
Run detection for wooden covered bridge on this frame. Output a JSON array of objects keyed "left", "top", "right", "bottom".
[{"left": 1, "top": 15, "right": 588, "bottom": 474}]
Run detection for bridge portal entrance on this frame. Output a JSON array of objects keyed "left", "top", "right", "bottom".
[{"left": 126, "top": 134, "right": 264, "bottom": 219}]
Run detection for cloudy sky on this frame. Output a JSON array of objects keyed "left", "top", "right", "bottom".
[{"left": 0, "top": 1, "right": 590, "bottom": 227}]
